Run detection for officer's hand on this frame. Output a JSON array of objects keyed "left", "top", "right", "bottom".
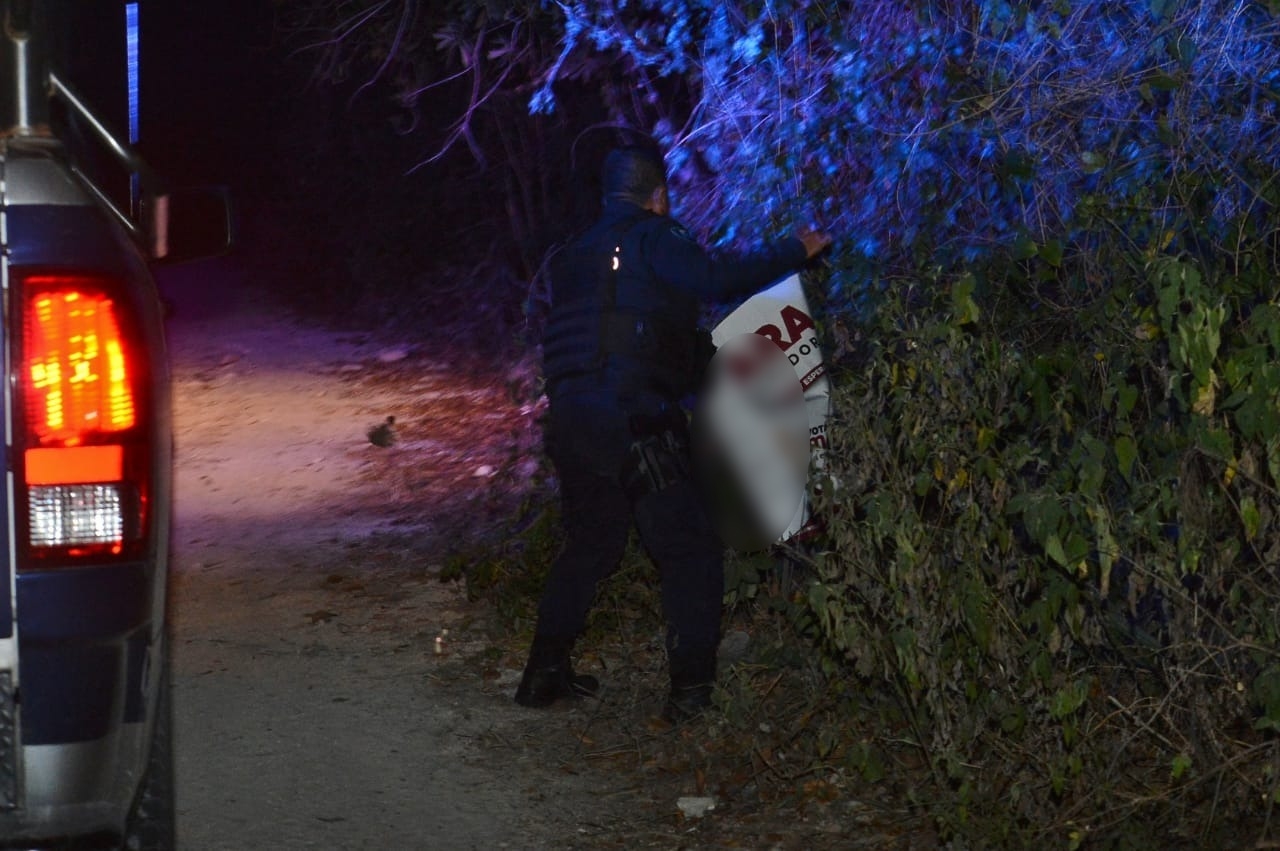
[{"left": 796, "top": 226, "right": 833, "bottom": 259}]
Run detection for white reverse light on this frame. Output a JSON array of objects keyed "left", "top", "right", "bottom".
[{"left": 29, "top": 485, "right": 124, "bottom": 549}]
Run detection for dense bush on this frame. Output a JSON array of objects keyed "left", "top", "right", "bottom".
[
  {"left": 813, "top": 248, "right": 1280, "bottom": 844},
  {"left": 284, "top": 0, "right": 1280, "bottom": 843}
]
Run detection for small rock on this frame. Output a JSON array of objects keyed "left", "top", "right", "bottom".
[
  {"left": 718, "top": 630, "right": 750, "bottom": 664},
  {"left": 366, "top": 416, "right": 397, "bottom": 447},
  {"left": 676, "top": 797, "right": 716, "bottom": 819}
]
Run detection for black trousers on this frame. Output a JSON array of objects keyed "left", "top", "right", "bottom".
[{"left": 534, "top": 393, "right": 724, "bottom": 662}]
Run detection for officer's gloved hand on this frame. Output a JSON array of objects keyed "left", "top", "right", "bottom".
[{"left": 796, "top": 226, "right": 833, "bottom": 258}]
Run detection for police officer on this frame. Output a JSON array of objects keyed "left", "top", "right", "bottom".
[{"left": 516, "top": 145, "right": 831, "bottom": 721}]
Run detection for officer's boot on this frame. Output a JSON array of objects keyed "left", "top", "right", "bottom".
[
  {"left": 514, "top": 634, "right": 600, "bottom": 708},
  {"left": 663, "top": 646, "right": 717, "bottom": 723}
]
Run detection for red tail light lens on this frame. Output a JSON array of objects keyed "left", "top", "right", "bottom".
[
  {"left": 17, "top": 274, "right": 149, "bottom": 564},
  {"left": 25, "top": 288, "right": 136, "bottom": 444}
]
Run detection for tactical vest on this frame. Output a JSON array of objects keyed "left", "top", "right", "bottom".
[{"left": 542, "top": 214, "right": 699, "bottom": 399}]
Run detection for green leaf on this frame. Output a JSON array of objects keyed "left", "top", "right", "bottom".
[
  {"left": 1252, "top": 666, "right": 1280, "bottom": 727},
  {"left": 1147, "top": 70, "right": 1182, "bottom": 91},
  {"left": 1013, "top": 233, "right": 1038, "bottom": 261},
  {"left": 1269, "top": 437, "right": 1280, "bottom": 488},
  {"left": 1000, "top": 703, "right": 1027, "bottom": 734},
  {"left": 1199, "top": 427, "right": 1233, "bottom": 459},
  {"left": 1045, "top": 534, "right": 1069, "bottom": 566},
  {"left": 951, "top": 273, "right": 980, "bottom": 325},
  {"left": 1114, "top": 435, "right": 1138, "bottom": 481},
  {"left": 1050, "top": 677, "right": 1090, "bottom": 719},
  {"left": 1040, "top": 239, "right": 1064, "bottom": 268},
  {"left": 1023, "top": 494, "right": 1064, "bottom": 545},
  {"left": 1236, "top": 398, "right": 1280, "bottom": 442},
  {"left": 1090, "top": 504, "right": 1117, "bottom": 597},
  {"left": 1117, "top": 383, "right": 1139, "bottom": 417},
  {"left": 1241, "top": 496, "right": 1261, "bottom": 541},
  {"left": 1064, "top": 532, "right": 1090, "bottom": 564},
  {"left": 1076, "top": 449, "right": 1105, "bottom": 497},
  {"left": 1169, "top": 34, "right": 1197, "bottom": 68},
  {"left": 1156, "top": 267, "right": 1182, "bottom": 326},
  {"left": 1171, "top": 753, "right": 1192, "bottom": 780}
]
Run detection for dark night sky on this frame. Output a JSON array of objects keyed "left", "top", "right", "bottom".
[{"left": 139, "top": 1, "right": 278, "bottom": 192}]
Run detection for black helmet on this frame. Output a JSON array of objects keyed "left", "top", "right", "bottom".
[{"left": 602, "top": 145, "right": 667, "bottom": 205}]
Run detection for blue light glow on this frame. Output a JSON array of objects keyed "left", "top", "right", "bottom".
[{"left": 126, "top": 3, "right": 139, "bottom": 144}]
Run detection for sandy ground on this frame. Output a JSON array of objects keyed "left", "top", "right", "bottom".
[
  {"left": 155, "top": 251, "right": 899, "bottom": 851},
  {"left": 158, "top": 254, "right": 635, "bottom": 850}
]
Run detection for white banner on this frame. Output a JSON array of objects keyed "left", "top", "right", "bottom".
[{"left": 705, "top": 274, "right": 830, "bottom": 543}]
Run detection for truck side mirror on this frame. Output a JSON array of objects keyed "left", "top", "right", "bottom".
[{"left": 147, "top": 185, "right": 233, "bottom": 264}]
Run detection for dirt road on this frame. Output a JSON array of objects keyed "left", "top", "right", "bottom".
[
  {"left": 156, "top": 252, "right": 888, "bottom": 851},
  {"left": 158, "top": 256, "right": 630, "bottom": 850}
]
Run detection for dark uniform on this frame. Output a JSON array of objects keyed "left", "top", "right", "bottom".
[{"left": 522, "top": 195, "right": 808, "bottom": 716}]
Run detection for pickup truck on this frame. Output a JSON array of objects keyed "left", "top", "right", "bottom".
[{"left": 0, "top": 1, "right": 227, "bottom": 847}]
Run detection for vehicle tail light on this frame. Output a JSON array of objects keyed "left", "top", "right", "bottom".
[{"left": 16, "top": 274, "right": 149, "bottom": 565}]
